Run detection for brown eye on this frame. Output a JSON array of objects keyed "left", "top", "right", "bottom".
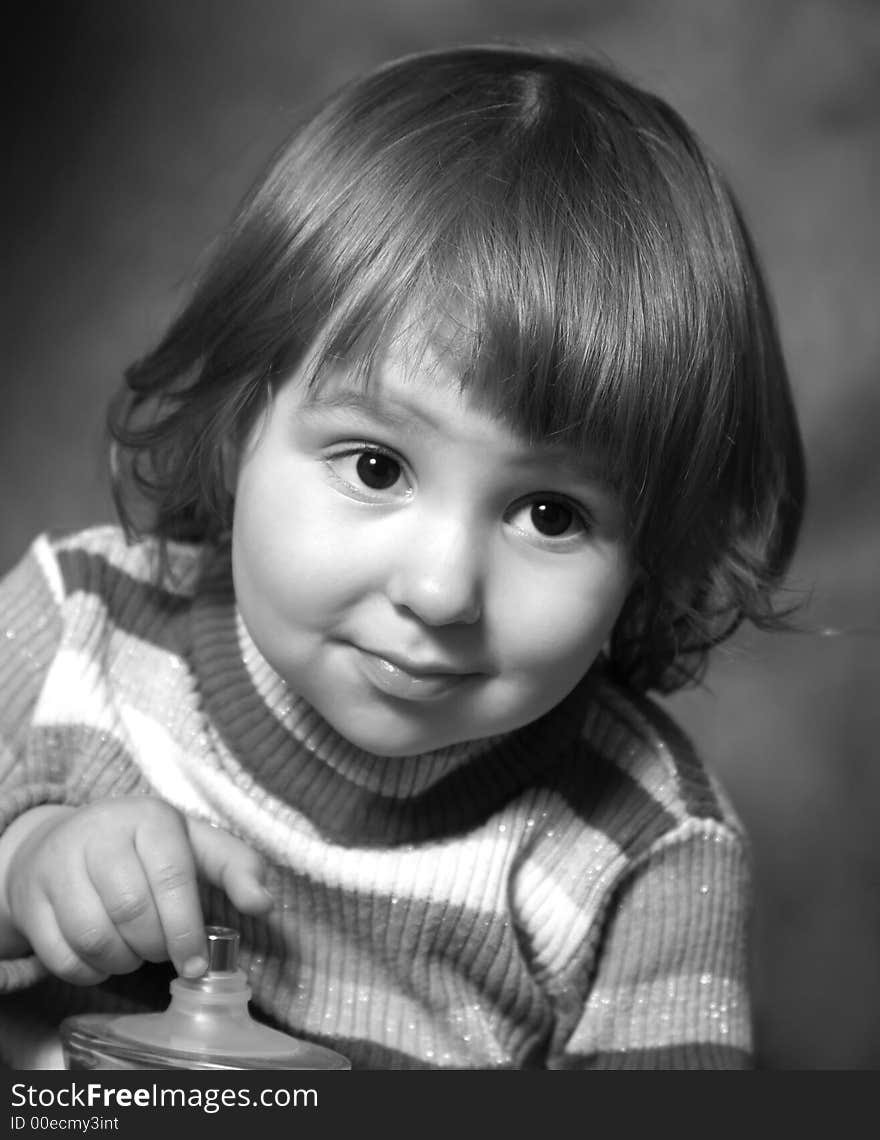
[
  {"left": 530, "top": 501, "right": 574, "bottom": 536},
  {"left": 356, "top": 452, "right": 401, "bottom": 490}
]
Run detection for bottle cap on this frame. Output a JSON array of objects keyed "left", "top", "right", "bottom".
[{"left": 205, "top": 926, "right": 239, "bottom": 973}]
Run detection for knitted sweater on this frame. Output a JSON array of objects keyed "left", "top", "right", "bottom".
[{"left": 0, "top": 526, "right": 753, "bottom": 1069}]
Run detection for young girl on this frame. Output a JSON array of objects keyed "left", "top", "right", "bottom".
[{"left": 0, "top": 43, "right": 804, "bottom": 1069}]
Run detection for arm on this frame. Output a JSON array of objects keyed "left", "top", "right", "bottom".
[
  {"left": 0, "top": 537, "right": 65, "bottom": 784},
  {"left": 0, "top": 538, "right": 272, "bottom": 985},
  {"left": 0, "top": 537, "right": 69, "bottom": 990},
  {"left": 550, "top": 819, "right": 753, "bottom": 1069}
]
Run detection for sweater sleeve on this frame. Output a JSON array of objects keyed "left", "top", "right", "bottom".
[
  {"left": 550, "top": 818, "right": 754, "bottom": 1069},
  {"left": 0, "top": 536, "right": 67, "bottom": 797},
  {"left": 0, "top": 535, "right": 67, "bottom": 992}
]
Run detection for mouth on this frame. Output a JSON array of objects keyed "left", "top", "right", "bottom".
[{"left": 352, "top": 646, "right": 481, "bottom": 703}]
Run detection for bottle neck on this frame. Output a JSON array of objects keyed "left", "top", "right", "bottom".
[{"left": 169, "top": 969, "right": 253, "bottom": 1016}]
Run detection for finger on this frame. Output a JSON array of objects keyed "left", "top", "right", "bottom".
[
  {"left": 85, "top": 844, "right": 167, "bottom": 964},
  {"left": 133, "top": 811, "right": 208, "bottom": 979},
  {"left": 23, "top": 893, "right": 112, "bottom": 987},
  {"left": 187, "top": 820, "right": 274, "bottom": 915}
]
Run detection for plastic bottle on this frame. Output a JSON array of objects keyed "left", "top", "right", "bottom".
[{"left": 59, "top": 925, "right": 350, "bottom": 1069}]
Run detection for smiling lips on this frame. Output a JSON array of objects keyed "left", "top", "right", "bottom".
[{"left": 353, "top": 646, "right": 479, "bottom": 702}]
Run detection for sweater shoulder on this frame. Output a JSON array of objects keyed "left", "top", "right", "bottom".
[
  {"left": 505, "top": 677, "right": 750, "bottom": 992},
  {"left": 45, "top": 525, "right": 206, "bottom": 601},
  {"left": 533, "top": 674, "right": 748, "bottom": 868},
  {"left": 585, "top": 677, "right": 743, "bottom": 833}
]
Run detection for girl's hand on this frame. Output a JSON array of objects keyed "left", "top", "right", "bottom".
[{"left": 0, "top": 797, "right": 273, "bottom": 985}]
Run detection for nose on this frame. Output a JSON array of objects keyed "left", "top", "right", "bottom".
[{"left": 386, "top": 513, "right": 483, "bottom": 626}]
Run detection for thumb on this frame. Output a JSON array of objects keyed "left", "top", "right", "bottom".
[{"left": 186, "top": 819, "right": 274, "bottom": 915}]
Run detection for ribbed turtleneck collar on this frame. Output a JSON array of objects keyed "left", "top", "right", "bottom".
[{"left": 189, "top": 546, "right": 595, "bottom": 846}]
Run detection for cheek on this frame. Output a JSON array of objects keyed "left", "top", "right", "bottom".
[
  {"left": 493, "top": 562, "right": 629, "bottom": 680},
  {"left": 232, "top": 468, "right": 383, "bottom": 626},
  {"left": 232, "top": 474, "right": 331, "bottom": 615}
]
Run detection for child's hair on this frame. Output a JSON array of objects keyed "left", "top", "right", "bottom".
[{"left": 108, "top": 42, "right": 806, "bottom": 694}]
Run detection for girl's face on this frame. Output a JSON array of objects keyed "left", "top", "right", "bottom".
[{"left": 231, "top": 337, "right": 633, "bottom": 757}]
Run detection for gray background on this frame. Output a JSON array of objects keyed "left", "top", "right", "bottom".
[{"left": 3, "top": 0, "right": 878, "bottom": 1068}]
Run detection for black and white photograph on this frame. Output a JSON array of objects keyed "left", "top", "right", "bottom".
[{"left": 1, "top": 0, "right": 878, "bottom": 1082}]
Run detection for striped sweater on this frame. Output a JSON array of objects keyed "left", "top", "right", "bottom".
[{"left": 0, "top": 526, "right": 753, "bottom": 1069}]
